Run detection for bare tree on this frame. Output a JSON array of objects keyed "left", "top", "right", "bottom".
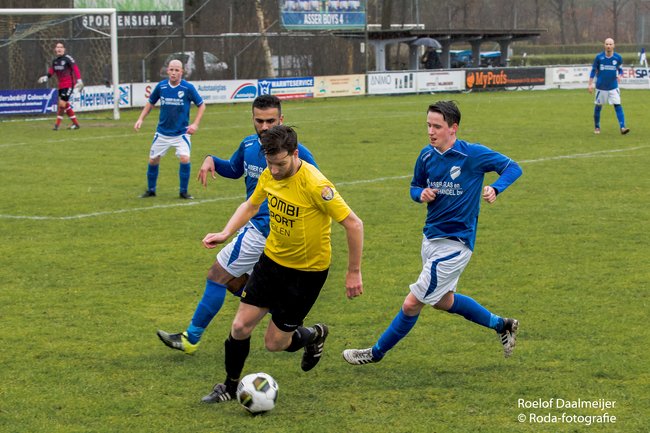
[
  {"left": 605, "top": 0, "right": 632, "bottom": 40},
  {"left": 548, "top": 0, "right": 568, "bottom": 44},
  {"left": 255, "top": 0, "right": 274, "bottom": 77}
]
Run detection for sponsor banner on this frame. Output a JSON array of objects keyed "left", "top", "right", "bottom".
[
  {"left": 76, "top": 0, "right": 183, "bottom": 29},
  {"left": 195, "top": 81, "right": 258, "bottom": 103},
  {"left": 367, "top": 72, "right": 416, "bottom": 95},
  {"left": 620, "top": 67, "right": 650, "bottom": 88},
  {"left": 0, "top": 89, "right": 57, "bottom": 115},
  {"left": 72, "top": 84, "right": 131, "bottom": 112},
  {"left": 281, "top": 1, "right": 366, "bottom": 30},
  {"left": 132, "top": 82, "right": 157, "bottom": 107},
  {"left": 550, "top": 66, "right": 591, "bottom": 85},
  {"left": 465, "top": 68, "right": 546, "bottom": 90},
  {"left": 80, "top": 12, "right": 180, "bottom": 29},
  {"left": 415, "top": 70, "right": 465, "bottom": 92},
  {"left": 314, "top": 74, "right": 365, "bottom": 98},
  {"left": 132, "top": 80, "right": 257, "bottom": 107},
  {"left": 258, "top": 77, "right": 314, "bottom": 100}
]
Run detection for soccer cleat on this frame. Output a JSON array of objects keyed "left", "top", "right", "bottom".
[
  {"left": 301, "top": 323, "right": 329, "bottom": 372},
  {"left": 52, "top": 125, "right": 59, "bottom": 131},
  {"left": 68, "top": 124, "right": 80, "bottom": 130},
  {"left": 201, "top": 383, "right": 235, "bottom": 404},
  {"left": 179, "top": 192, "right": 194, "bottom": 199},
  {"left": 593, "top": 128, "right": 600, "bottom": 135},
  {"left": 156, "top": 330, "right": 199, "bottom": 355},
  {"left": 498, "top": 318, "right": 519, "bottom": 358},
  {"left": 342, "top": 347, "right": 380, "bottom": 365},
  {"left": 620, "top": 127, "right": 630, "bottom": 135},
  {"left": 140, "top": 190, "right": 156, "bottom": 198}
]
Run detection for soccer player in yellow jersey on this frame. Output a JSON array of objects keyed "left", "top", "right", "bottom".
[{"left": 199, "top": 125, "right": 364, "bottom": 404}]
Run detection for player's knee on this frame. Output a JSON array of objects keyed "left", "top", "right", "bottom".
[
  {"left": 264, "top": 334, "right": 289, "bottom": 352},
  {"left": 230, "top": 319, "right": 253, "bottom": 340},
  {"left": 207, "top": 262, "right": 235, "bottom": 286}
]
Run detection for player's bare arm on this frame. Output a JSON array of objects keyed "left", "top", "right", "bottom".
[
  {"left": 339, "top": 210, "right": 364, "bottom": 299},
  {"left": 202, "top": 199, "right": 260, "bottom": 248},
  {"left": 186, "top": 103, "right": 206, "bottom": 135},
  {"left": 134, "top": 102, "right": 154, "bottom": 131},
  {"left": 197, "top": 155, "right": 217, "bottom": 187}
]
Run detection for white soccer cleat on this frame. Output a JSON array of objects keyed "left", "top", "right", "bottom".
[{"left": 342, "top": 347, "right": 380, "bottom": 365}]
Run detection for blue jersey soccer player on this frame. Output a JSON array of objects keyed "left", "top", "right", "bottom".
[
  {"left": 134, "top": 59, "right": 206, "bottom": 199},
  {"left": 156, "top": 95, "right": 317, "bottom": 355},
  {"left": 343, "top": 100, "right": 522, "bottom": 366},
  {"left": 588, "top": 38, "right": 630, "bottom": 135}
]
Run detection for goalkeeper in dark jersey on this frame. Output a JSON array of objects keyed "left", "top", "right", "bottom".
[{"left": 38, "top": 42, "right": 83, "bottom": 130}]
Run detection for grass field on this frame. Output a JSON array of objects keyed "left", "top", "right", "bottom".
[{"left": 1, "top": 89, "right": 648, "bottom": 433}]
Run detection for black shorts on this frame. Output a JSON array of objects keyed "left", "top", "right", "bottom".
[
  {"left": 58, "top": 88, "right": 73, "bottom": 102},
  {"left": 241, "top": 253, "right": 329, "bottom": 333}
]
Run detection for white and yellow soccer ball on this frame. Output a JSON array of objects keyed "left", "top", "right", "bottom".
[{"left": 236, "top": 372, "right": 279, "bottom": 414}]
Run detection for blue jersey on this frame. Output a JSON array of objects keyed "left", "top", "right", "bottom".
[
  {"left": 410, "top": 139, "right": 522, "bottom": 251},
  {"left": 149, "top": 79, "right": 204, "bottom": 136},
  {"left": 211, "top": 134, "right": 317, "bottom": 237},
  {"left": 590, "top": 52, "right": 623, "bottom": 91}
]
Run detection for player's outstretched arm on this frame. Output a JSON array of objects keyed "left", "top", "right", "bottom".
[
  {"left": 202, "top": 199, "right": 260, "bottom": 249},
  {"left": 339, "top": 210, "right": 364, "bottom": 299},
  {"left": 197, "top": 155, "right": 217, "bottom": 187}
]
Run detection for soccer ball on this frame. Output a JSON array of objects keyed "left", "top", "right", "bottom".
[{"left": 236, "top": 372, "right": 279, "bottom": 414}]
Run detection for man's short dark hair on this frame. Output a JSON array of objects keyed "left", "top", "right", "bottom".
[
  {"left": 428, "top": 100, "right": 461, "bottom": 126},
  {"left": 260, "top": 125, "right": 298, "bottom": 156},
  {"left": 253, "top": 94, "right": 282, "bottom": 114}
]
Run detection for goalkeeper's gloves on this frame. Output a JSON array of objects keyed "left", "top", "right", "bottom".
[
  {"left": 37, "top": 75, "right": 49, "bottom": 84},
  {"left": 74, "top": 79, "right": 84, "bottom": 91}
]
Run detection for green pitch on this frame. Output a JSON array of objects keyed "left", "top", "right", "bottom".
[{"left": 1, "top": 89, "right": 648, "bottom": 433}]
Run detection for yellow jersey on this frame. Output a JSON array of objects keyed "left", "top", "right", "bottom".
[{"left": 250, "top": 161, "right": 351, "bottom": 271}]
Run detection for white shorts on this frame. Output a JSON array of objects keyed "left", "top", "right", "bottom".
[
  {"left": 409, "top": 237, "right": 473, "bottom": 306},
  {"left": 216, "top": 223, "right": 266, "bottom": 277},
  {"left": 594, "top": 88, "right": 621, "bottom": 106},
  {"left": 149, "top": 133, "right": 191, "bottom": 159}
]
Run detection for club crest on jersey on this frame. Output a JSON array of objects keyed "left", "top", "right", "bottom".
[
  {"left": 177, "top": 91, "right": 185, "bottom": 98},
  {"left": 450, "top": 166, "right": 461, "bottom": 180},
  {"left": 321, "top": 186, "right": 335, "bottom": 201}
]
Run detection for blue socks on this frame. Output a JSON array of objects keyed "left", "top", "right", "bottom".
[
  {"left": 179, "top": 162, "right": 191, "bottom": 194},
  {"left": 448, "top": 293, "right": 503, "bottom": 331},
  {"left": 614, "top": 104, "right": 626, "bottom": 128},
  {"left": 372, "top": 309, "right": 419, "bottom": 359},
  {"left": 186, "top": 279, "right": 227, "bottom": 344},
  {"left": 594, "top": 105, "right": 602, "bottom": 129},
  {"left": 146, "top": 163, "right": 159, "bottom": 192},
  {"left": 595, "top": 104, "right": 627, "bottom": 129}
]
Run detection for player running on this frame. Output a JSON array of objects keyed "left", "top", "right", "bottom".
[
  {"left": 156, "top": 95, "right": 317, "bottom": 354},
  {"left": 343, "top": 100, "right": 522, "bottom": 366},
  {"left": 38, "top": 42, "right": 83, "bottom": 131}
]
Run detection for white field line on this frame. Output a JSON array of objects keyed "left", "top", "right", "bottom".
[{"left": 1, "top": 145, "right": 647, "bottom": 221}]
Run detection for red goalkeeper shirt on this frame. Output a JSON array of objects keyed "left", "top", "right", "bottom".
[{"left": 47, "top": 54, "right": 82, "bottom": 89}]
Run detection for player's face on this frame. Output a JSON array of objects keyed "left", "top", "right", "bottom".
[
  {"left": 54, "top": 43, "right": 65, "bottom": 56},
  {"left": 426, "top": 111, "right": 457, "bottom": 152},
  {"left": 166, "top": 61, "right": 184, "bottom": 84},
  {"left": 604, "top": 39, "right": 615, "bottom": 55},
  {"left": 253, "top": 107, "right": 283, "bottom": 138},
  {"left": 265, "top": 150, "right": 300, "bottom": 180}
]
